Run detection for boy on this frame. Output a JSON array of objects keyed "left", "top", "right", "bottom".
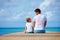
[{"left": 25, "top": 18, "right": 34, "bottom": 33}]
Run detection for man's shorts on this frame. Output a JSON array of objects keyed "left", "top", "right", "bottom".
[{"left": 34, "top": 30, "right": 45, "bottom": 33}]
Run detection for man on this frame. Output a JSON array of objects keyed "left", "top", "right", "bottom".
[{"left": 33, "top": 8, "right": 47, "bottom": 33}]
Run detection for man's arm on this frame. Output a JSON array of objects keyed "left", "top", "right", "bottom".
[
  {"left": 44, "top": 21, "right": 47, "bottom": 27},
  {"left": 32, "top": 21, "right": 36, "bottom": 31},
  {"left": 44, "top": 15, "right": 47, "bottom": 27},
  {"left": 33, "top": 21, "right": 36, "bottom": 28}
]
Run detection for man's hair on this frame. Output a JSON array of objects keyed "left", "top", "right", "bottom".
[
  {"left": 34, "top": 8, "right": 41, "bottom": 13},
  {"left": 26, "top": 18, "right": 31, "bottom": 22}
]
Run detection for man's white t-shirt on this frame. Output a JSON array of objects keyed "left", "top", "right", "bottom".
[
  {"left": 26, "top": 22, "right": 33, "bottom": 32},
  {"left": 33, "top": 14, "right": 47, "bottom": 30}
]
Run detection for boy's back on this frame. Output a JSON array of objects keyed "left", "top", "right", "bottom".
[{"left": 26, "top": 22, "right": 33, "bottom": 32}]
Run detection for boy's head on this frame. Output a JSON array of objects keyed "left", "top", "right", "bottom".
[
  {"left": 26, "top": 18, "right": 31, "bottom": 22},
  {"left": 34, "top": 8, "right": 41, "bottom": 15}
]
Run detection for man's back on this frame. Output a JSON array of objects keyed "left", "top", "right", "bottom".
[{"left": 33, "top": 14, "right": 47, "bottom": 30}]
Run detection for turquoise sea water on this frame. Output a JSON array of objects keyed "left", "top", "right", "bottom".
[{"left": 0, "top": 27, "right": 60, "bottom": 36}]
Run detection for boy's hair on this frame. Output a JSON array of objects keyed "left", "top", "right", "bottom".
[
  {"left": 26, "top": 18, "right": 31, "bottom": 22},
  {"left": 34, "top": 8, "right": 41, "bottom": 13}
]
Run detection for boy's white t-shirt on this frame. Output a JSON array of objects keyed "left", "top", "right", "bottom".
[
  {"left": 26, "top": 22, "right": 33, "bottom": 32},
  {"left": 33, "top": 14, "right": 47, "bottom": 30}
]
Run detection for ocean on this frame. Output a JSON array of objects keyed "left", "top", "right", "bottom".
[{"left": 0, "top": 27, "right": 60, "bottom": 36}]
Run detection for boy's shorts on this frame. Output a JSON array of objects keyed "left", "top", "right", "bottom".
[{"left": 26, "top": 32, "right": 34, "bottom": 33}]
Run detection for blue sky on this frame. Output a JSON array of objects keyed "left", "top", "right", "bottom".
[{"left": 0, "top": 0, "right": 60, "bottom": 28}]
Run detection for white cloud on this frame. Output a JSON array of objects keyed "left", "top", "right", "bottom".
[
  {"left": 26, "top": 11, "right": 34, "bottom": 18},
  {"left": 39, "top": 0, "right": 52, "bottom": 10},
  {"left": 44, "top": 11, "right": 53, "bottom": 19},
  {"left": 0, "top": 9, "right": 5, "bottom": 15},
  {"left": 7, "top": 14, "right": 20, "bottom": 21},
  {"left": 4, "top": 0, "right": 19, "bottom": 7},
  {"left": 6, "top": 12, "right": 24, "bottom": 21},
  {"left": 31, "top": 1, "right": 37, "bottom": 6},
  {"left": 39, "top": 0, "right": 55, "bottom": 20}
]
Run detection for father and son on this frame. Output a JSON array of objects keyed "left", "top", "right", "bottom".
[{"left": 25, "top": 8, "right": 47, "bottom": 33}]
